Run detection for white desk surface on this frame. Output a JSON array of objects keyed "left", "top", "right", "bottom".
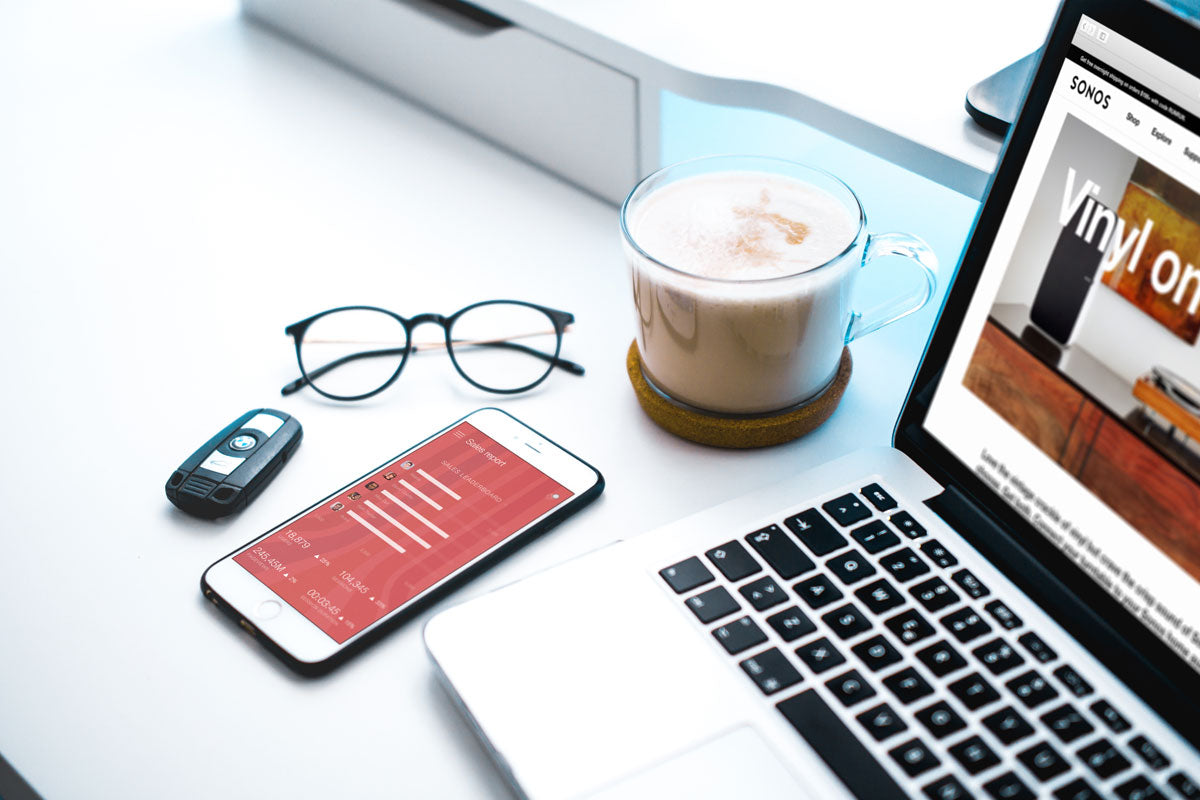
[
  {"left": 1, "top": 1, "right": 980, "bottom": 797},
  {"left": 494, "top": 0, "right": 1060, "bottom": 195}
]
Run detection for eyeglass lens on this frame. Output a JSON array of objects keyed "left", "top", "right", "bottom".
[
  {"left": 448, "top": 303, "right": 560, "bottom": 391},
  {"left": 298, "top": 308, "right": 409, "bottom": 398}
]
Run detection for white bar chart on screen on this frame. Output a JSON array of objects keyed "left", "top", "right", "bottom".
[
  {"left": 382, "top": 490, "right": 451, "bottom": 539},
  {"left": 400, "top": 479, "right": 443, "bottom": 511},
  {"left": 346, "top": 509, "right": 407, "bottom": 555},
  {"left": 417, "top": 468, "right": 462, "bottom": 500},
  {"left": 364, "top": 501, "right": 432, "bottom": 550}
]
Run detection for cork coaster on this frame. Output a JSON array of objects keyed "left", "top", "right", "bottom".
[{"left": 626, "top": 341, "right": 852, "bottom": 449}]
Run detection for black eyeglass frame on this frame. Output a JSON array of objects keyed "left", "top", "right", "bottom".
[{"left": 282, "top": 300, "right": 582, "bottom": 401}]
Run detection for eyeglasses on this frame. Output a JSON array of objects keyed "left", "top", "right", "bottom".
[{"left": 281, "top": 301, "right": 584, "bottom": 401}]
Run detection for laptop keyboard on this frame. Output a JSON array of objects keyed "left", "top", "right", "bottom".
[{"left": 658, "top": 480, "right": 1197, "bottom": 800}]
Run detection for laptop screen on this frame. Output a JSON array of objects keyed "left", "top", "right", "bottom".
[{"left": 926, "top": 12, "right": 1200, "bottom": 675}]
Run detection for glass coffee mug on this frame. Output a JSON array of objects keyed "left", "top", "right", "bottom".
[{"left": 621, "top": 155, "right": 938, "bottom": 416}]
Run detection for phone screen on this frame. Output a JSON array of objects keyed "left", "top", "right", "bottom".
[{"left": 233, "top": 421, "right": 573, "bottom": 643}]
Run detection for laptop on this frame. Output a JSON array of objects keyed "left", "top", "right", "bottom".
[{"left": 424, "top": 1, "right": 1200, "bottom": 797}]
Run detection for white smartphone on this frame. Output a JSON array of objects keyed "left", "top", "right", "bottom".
[{"left": 201, "top": 408, "right": 603, "bottom": 674}]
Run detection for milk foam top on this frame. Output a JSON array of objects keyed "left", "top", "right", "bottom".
[{"left": 629, "top": 171, "right": 860, "bottom": 281}]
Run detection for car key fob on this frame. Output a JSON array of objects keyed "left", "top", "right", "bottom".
[{"left": 166, "top": 409, "right": 302, "bottom": 519}]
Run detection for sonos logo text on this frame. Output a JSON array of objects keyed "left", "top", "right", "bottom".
[{"left": 1069, "top": 75, "right": 1111, "bottom": 109}]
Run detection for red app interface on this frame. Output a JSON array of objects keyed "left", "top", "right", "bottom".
[{"left": 234, "top": 422, "right": 572, "bottom": 643}]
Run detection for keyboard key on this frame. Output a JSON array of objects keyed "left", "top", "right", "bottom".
[
  {"left": 948, "top": 672, "right": 1000, "bottom": 710},
  {"left": 951, "top": 569, "right": 989, "bottom": 599},
  {"left": 972, "top": 638, "right": 1025, "bottom": 675},
  {"left": 983, "top": 772, "right": 1035, "bottom": 800},
  {"left": 1040, "top": 703, "right": 1094, "bottom": 743},
  {"left": 823, "top": 493, "right": 872, "bottom": 526},
  {"left": 851, "top": 520, "right": 901, "bottom": 554},
  {"left": 766, "top": 605, "right": 816, "bottom": 642},
  {"left": 916, "top": 640, "right": 968, "bottom": 677},
  {"left": 796, "top": 636, "right": 846, "bottom": 673},
  {"left": 738, "top": 575, "right": 787, "bottom": 611},
  {"left": 1114, "top": 775, "right": 1164, "bottom": 800},
  {"left": 1129, "top": 735, "right": 1170, "bottom": 771},
  {"left": 827, "top": 550, "right": 877, "bottom": 585},
  {"left": 885, "top": 609, "right": 935, "bottom": 645},
  {"left": 684, "top": 586, "right": 740, "bottom": 623},
  {"left": 776, "top": 690, "right": 908, "bottom": 800},
  {"left": 1006, "top": 670, "right": 1058, "bottom": 709},
  {"left": 852, "top": 634, "right": 902, "bottom": 672},
  {"left": 981, "top": 705, "right": 1034, "bottom": 745},
  {"left": 914, "top": 700, "right": 966, "bottom": 739},
  {"left": 889, "top": 737, "right": 941, "bottom": 777},
  {"left": 882, "top": 666, "right": 934, "bottom": 704},
  {"left": 795, "top": 573, "right": 844, "bottom": 609},
  {"left": 923, "top": 775, "right": 971, "bottom": 800},
  {"left": 889, "top": 510, "right": 927, "bottom": 538},
  {"left": 983, "top": 599, "right": 1021, "bottom": 630},
  {"left": 1169, "top": 772, "right": 1200, "bottom": 799},
  {"left": 745, "top": 524, "right": 815, "bottom": 580},
  {"left": 942, "top": 608, "right": 992, "bottom": 643},
  {"left": 880, "top": 548, "right": 930, "bottom": 582},
  {"left": 856, "top": 701, "right": 908, "bottom": 741},
  {"left": 739, "top": 647, "right": 802, "bottom": 695},
  {"left": 1017, "top": 631, "right": 1056, "bottom": 663},
  {"left": 1078, "top": 738, "right": 1132, "bottom": 779},
  {"left": 1090, "top": 698, "right": 1131, "bottom": 733},
  {"left": 948, "top": 734, "right": 1000, "bottom": 775},
  {"left": 822, "top": 603, "right": 873, "bottom": 640},
  {"left": 705, "top": 540, "right": 761, "bottom": 582},
  {"left": 911, "top": 577, "right": 960, "bottom": 612},
  {"left": 861, "top": 483, "right": 897, "bottom": 511},
  {"left": 826, "top": 668, "right": 876, "bottom": 707},
  {"left": 920, "top": 539, "right": 958, "bottom": 568},
  {"left": 1053, "top": 777, "right": 1103, "bottom": 800},
  {"left": 711, "top": 616, "right": 768, "bottom": 655},
  {"left": 784, "top": 508, "right": 847, "bottom": 556},
  {"left": 1052, "top": 664, "right": 1092, "bottom": 698},
  {"left": 855, "top": 578, "right": 905, "bottom": 614},
  {"left": 659, "top": 556, "right": 713, "bottom": 593},
  {"left": 1017, "top": 740, "right": 1069, "bottom": 781}
]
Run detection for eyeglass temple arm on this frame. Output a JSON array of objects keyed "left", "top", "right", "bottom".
[{"left": 280, "top": 342, "right": 585, "bottom": 396}]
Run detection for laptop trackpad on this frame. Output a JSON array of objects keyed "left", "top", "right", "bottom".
[{"left": 581, "top": 726, "right": 814, "bottom": 800}]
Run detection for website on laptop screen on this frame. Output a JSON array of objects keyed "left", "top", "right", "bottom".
[{"left": 928, "top": 14, "right": 1200, "bottom": 674}]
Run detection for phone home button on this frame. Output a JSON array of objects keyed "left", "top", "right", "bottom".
[{"left": 256, "top": 600, "right": 282, "bottom": 619}]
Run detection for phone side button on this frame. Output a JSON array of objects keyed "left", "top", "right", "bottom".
[{"left": 256, "top": 600, "right": 282, "bottom": 619}]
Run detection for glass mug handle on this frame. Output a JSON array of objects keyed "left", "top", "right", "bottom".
[{"left": 845, "top": 231, "right": 939, "bottom": 343}]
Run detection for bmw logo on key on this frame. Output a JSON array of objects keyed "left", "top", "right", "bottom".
[{"left": 229, "top": 434, "right": 258, "bottom": 451}]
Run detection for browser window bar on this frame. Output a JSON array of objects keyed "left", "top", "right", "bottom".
[{"left": 1075, "top": 13, "right": 1200, "bottom": 117}]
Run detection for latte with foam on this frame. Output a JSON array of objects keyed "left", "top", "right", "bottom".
[
  {"left": 625, "top": 169, "right": 861, "bottom": 414},
  {"left": 631, "top": 173, "right": 858, "bottom": 281}
]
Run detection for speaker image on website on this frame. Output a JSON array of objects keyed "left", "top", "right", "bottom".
[{"left": 1029, "top": 197, "right": 1109, "bottom": 345}]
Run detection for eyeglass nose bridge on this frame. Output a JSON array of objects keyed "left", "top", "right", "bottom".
[{"left": 407, "top": 312, "right": 449, "bottom": 329}]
